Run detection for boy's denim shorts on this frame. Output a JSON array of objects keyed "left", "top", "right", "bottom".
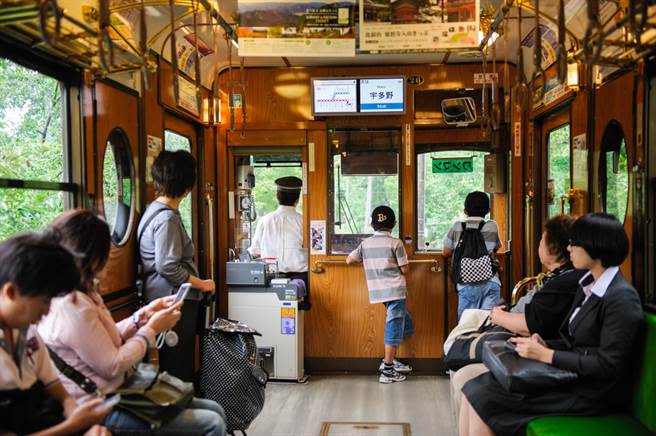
[{"left": 383, "top": 299, "right": 415, "bottom": 346}]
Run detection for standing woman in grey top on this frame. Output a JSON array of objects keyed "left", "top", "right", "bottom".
[{"left": 138, "top": 150, "right": 215, "bottom": 380}]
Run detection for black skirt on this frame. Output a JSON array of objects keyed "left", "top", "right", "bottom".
[{"left": 462, "top": 372, "right": 609, "bottom": 436}]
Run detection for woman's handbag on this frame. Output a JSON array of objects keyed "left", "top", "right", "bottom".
[
  {"left": 482, "top": 340, "right": 578, "bottom": 392},
  {"left": 200, "top": 318, "right": 268, "bottom": 434},
  {"left": 49, "top": 350, "right": 194, "bottom": 428},
  {"left": 444, "top": 318, "right": 514, "bottom": 371}
]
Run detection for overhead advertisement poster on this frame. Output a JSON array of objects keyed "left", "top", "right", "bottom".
[
  {"left": 237, "top": 0, "right": 356, "bottom": 57},
  {"left": 359, "top": 0, "right": 479, "bottom": 53}
]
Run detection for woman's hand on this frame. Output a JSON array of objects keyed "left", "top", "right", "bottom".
[
  {"left": 143, "top": 296, "right": 176, "bottom": 320},
  {"left": 64, "top": 399, "right": 111, "bottom": 433},
  {"left": 146, "top": 301, "right": 182, "bottom": 334},
  {"left": 84, "top": 425, "right": 112, "bottom": 436},
  {"left": 199, "top": 279, "right": 215, "bottom": 294},
  {"left": 510, "top": 334, "right": 554, "bottom": 364},
  {"left": 488, "top": 305, "right": 506, "bottom": 325}
]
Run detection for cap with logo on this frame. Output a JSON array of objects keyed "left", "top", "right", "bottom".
[{"left": 371, "top": 205, "right": 396, "bottom": 230}]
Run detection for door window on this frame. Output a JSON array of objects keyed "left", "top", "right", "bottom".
[
  {"left": 546, "top": 124, "right": 571, "bottom": 217},
  {"left": 164, "top": 130, "right": 193, "bottom": 234},
  {"left": 599, "top": 121, "right": 628, "bottom": 222}
]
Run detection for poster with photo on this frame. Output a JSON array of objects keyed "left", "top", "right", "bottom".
[
  {"left": 310, "top": 220, "right": 326, "bottom": 255},
  {"left": 359, "top": 0, "right": 479, "bottom": 53},
  {"left": 237, "top": 0, "right": 356, "bottom": 57},
  {"left": 146, "top": 135, "right": 162, "bottom": 183}
]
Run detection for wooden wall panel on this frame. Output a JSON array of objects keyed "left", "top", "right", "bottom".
[
  {"left": 93, "top": 81, "right": 139, "bottom": 296},
  {"left": 594, "top": 72, "right": 635, "bottom": 280},
  {"left": 143, "top": 69, "right": 164, "bottom": 204}
]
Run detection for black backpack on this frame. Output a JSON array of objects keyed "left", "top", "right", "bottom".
[{"left": 450, "top": 221, "right": 497, "bottom": 284}]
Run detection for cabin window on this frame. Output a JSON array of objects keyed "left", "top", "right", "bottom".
[
  {"left": 416, "top": 149, "right": 489, "bottom": 251},
  {"left": 0, "top": 57, "right": 74, "bottom": 240},
  {"left": 251, "top": 153, "right": 303, "bottom": 234},
  {"left": 329, "top": 129, "right": 401, "bottom": 255},
  {"left": 164, "top": 130, "right": 193, "bottom": 234},
  {"left": 102, "top": 128, "right": 134, "bottom": 245},
  {"left": 599, "top": 121, "right": 628, "bottom": 222},
  {"left": 546, "top": 124, "right": 571, "bottom": 217}
]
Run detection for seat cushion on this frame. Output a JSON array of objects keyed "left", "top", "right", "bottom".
[
  {"left": 632, "top": 312, "right": 656, "bottom": 432},
  {"left": 526, "top": 414, "right": 653, "bottom": 436}
]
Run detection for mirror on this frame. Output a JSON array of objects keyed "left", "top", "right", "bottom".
[
  {"left": 441, "top": 97, "right": 477, "bottom": 126},
  {"left": 598, "top": 121, "right": 628, "bottom": 222},
  {"left": 102, "top": 128, "right": 134, "bottom": 245}
]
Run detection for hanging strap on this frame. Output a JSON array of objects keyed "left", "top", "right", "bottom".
[{"left": 47, "top": 348, "right": 102, "bottom": 397}]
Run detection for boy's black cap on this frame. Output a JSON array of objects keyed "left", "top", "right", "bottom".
[
  {"left": 464, "top": 191, "right": 490, "bottom": 216},
  {"left": 371, "top": 205, "right": 396, "bottom": 230}
]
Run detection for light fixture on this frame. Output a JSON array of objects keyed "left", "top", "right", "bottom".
[
  {"left": 567, "top": 62, "right": 579, "bottom": 91},
  {"left": 231, "top": 39, "right": 239, "bottom": 50}
]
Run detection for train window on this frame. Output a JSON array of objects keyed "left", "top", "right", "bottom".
[
  {"left": 0, "top": 58, "right": 74, "bottom": 239},
  {"left": 599, "top": 121, "right": 628, "bottom": 222},
  {"left": 416, "top": 150, "right": 488, "bottom": 250},
  {"left": 102, "top": 129, "right": 134, "bottom": 245},
  {"left": 164, "top": 130, "right": 193, "bottom": 234},
  {"left": 329, "top": 129, "right": 401, "bottom": 254},
  {"left": 251, "top": 154, "right": 303, "bottom": 235},
  {"left": 546, "top": 124, "right": 571, "bottom": 217}
]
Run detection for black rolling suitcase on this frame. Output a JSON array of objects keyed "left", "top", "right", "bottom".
[{"left": 200, "top": 319, "right": 268, "bottom": 435}]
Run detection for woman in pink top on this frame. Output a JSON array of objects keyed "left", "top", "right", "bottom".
[{"left": 39, "top": 210, "right": 226, "bottom": 436}]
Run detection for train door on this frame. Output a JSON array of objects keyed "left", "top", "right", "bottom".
[{"left": 163, "top": 114, "right": 201, "bottom": 266}]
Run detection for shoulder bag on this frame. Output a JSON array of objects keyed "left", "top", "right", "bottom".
[
  {"left": 49, "top": 349, "right": 194, "bottom": 428},
  {"left": 481, "top": 340, "right": 578, "bottom": 393}
]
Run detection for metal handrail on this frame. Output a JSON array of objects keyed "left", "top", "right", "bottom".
[{"left": 311, "top": 258, "right": 441, "bottom": 274}]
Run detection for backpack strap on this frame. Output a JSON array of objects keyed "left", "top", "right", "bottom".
[
  {"left": 477, "top": 220, "right": 486, "bottom": 230},
  {"left": 47, "top": 347, "right": 102, "bottom": 397}
]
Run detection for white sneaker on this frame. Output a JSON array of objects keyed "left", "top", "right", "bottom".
[
  {"left": 378, "top": 359, "right": 413, "bottom": 373},
  {"left": 379, "top": 368, "right": 407, "bottom": 384}
]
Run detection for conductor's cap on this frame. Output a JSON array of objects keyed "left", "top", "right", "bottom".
[{"left": 275, "top": 176, "right": 302, "bottom": 193}]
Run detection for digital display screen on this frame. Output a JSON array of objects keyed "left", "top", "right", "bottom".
[
  {"left": 358, "top": 77, "right": 405, "bottom": 113},
  {"left": 311, "top": 76, "right": 406, "bottom": 116},
  {"left": 311, "top": 79, "right": 357, "bottom": 115}
]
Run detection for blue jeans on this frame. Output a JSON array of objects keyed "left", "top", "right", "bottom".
[
  {"left": 383, "top": 299, "right": 415, "bottom": 346},
  {"left": 457, "top": 281, "right": 501, "bottom": 319},
  {"left": 103, "top": 397, "right": 226, "bottom": 435}
]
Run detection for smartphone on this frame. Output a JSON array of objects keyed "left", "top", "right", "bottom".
[
  {"left": 172, "top": 283, "right": 192, "bottom": 305},
  {"left": 96, "top": 393, "right": 120, "bottom": 410}
]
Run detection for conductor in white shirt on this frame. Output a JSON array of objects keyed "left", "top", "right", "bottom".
[{"left": 248, "top": 176, "right": 310, "bottom": 308}]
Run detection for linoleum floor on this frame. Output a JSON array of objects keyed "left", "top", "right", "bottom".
[{"left": 247, "top": 375, "right": 456, "bottom": 436}]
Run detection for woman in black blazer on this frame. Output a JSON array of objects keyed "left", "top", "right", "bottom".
[{"left": 459, "top": 213, "right": 644, "bottom": 436}]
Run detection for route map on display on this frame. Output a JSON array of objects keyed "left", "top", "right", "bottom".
[{"left": 312, "top": 79, "right": 357, "bottom": 114}]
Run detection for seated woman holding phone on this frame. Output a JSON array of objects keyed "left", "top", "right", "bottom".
[
  {"left": 38, "top": 210, "right": 226, "bottom": 436},
  {"left": 459, "top": 213, "right": 643, "bottom": 436}
]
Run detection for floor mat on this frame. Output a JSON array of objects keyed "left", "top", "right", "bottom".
[{"left": 320, "top": 422, "right": 411, "bottom": 435}]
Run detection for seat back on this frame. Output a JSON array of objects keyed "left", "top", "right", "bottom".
[{"left": 632, "top": 312, "right": 656, "bottom": 432}]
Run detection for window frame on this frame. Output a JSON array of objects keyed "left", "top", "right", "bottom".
[
  {"left": 0, "top": 51, "right": 80, "bottom": 236},
  {"left": 414, "top": 143, "right": 494, "bottom": 253},
  {"left": 327, "top": 128, "right": 403, "bottom": 255}
]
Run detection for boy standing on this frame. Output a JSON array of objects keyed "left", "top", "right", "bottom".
[
  {"left": 0, "top": 233, "right": 110, "bottom": 435},
  {"left": 442, "top": 191, "right": 502, "bottom": 319},
  {"left": 347, "top": 206, "right": 414, "bottom": 383}
]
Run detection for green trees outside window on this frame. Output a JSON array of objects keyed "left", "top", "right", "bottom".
[{"left": 0, "top": 58, "right": 69, "bottom": 240}]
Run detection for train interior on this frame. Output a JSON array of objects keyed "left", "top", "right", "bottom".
[{"left": 1, "top": 0, "right": 656, "bottom": 434}]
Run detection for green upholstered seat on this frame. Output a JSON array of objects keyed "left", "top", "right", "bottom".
[{"left": 527, "top": 312, "right": 656, "bottom": 435}]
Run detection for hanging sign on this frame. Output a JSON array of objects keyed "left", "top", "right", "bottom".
[
  {"left": 237, "top": 0, "right": 356, "bottom": 57},
  {"left": 359, "top": 0, "right": 479, "bottom": 53},
  {"left": 432, "top": 157, "right": 473, "bottom": 173}
]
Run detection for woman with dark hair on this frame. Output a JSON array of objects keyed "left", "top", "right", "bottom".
[
  {"left": 137, "top": 150, "right": 214, "bottom": 381},
  {"left": 451, "top": 215, "right": 585, "bottom": 418},
  {"left": 488, "top": 214, "right": 585, "bottom": 338},
  {"left": 38, "top": 209, "right": 226, "bottom": 436},
  {"left": 459, "top": 213, "right": 643, "bottom": 436}
]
